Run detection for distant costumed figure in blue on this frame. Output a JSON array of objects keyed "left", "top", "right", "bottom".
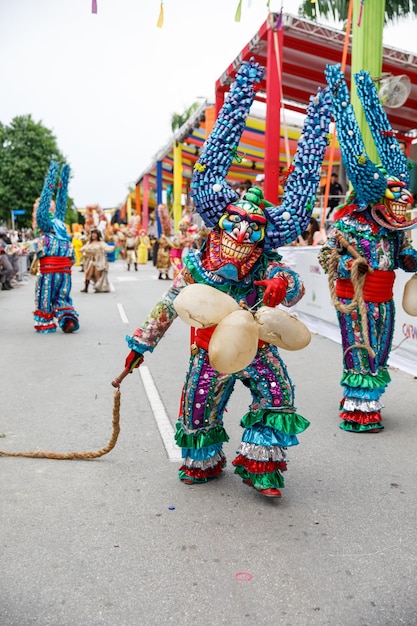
[
  {"left": 33, "top": 161, "right": 80, "bottom": 333},
  {"left": 318, "top": 64, "right": 417, "bottom": 433},
  {"left": 122, "top": 59, "right": 332, "bottom": 497}
]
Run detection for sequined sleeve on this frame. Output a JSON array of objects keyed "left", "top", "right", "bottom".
[
  {"left": 398, "top": 231, "right": 417, "bottom": 271},
  {"left": 265, "top": 260, "right": 305, "bottom": 306},
  {"left": 126, "top": 274, "right": 186, "bottom": 354},
  {"left": 317, "top": 232, "right": 352, "bottom": 277}
]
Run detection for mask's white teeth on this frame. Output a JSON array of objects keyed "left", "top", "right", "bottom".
[
  {"left": 391, "top": 202, "right": 407, "bottom": 217},
  {"left": 221, "top": 233, "right": 254, "bottom": 260}
]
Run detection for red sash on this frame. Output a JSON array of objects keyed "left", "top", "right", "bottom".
[
  {"left": 195, "top": 324, "right": 267, "bottom": 352},
  {"left": 335, "top": 270, "right": 395, "bottom": 303},
  {"left": 195, "top": 326, "right": 216, "bottom": 351},
  {"left": 40, "top": 256, "right": 72, "bottom": 274}
]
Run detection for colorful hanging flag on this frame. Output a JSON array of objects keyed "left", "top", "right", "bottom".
[
  {"left": 235, "top": 0, "right": 243, "bottom": 22},
  {"left": 157, "top": 2, "right": 164, "bottom": 28}
]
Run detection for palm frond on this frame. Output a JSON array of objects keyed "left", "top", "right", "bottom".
[{"left": 298, "top": 0, "right": 417, "bottom": 24}]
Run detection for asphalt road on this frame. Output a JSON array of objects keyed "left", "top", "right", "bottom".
[{"left": 1, "top": 259, "right": 417, "bottom": 626}]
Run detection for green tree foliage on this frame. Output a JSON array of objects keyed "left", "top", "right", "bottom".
[
  {"left": 170, "top": 102, "right": 199, "bottom": 133},
  {"left": 298, "top": 0, "right": 417, "bottom": 23},
  {"left": 0, "top": 114, "right": 76, "bottom": 229}
]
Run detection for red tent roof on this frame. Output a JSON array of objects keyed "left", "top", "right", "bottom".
[
  {"left": 215, "top": 13, "right": 417, "bottom": 135},
  {"left": 135, "top": 13, "right": 417, "bottom": 211}
]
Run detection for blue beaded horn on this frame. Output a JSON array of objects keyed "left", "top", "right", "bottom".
[
  {"left": 55, "top": 163, "right": 70, "bottom": 221},
  {"left": 36, "top": 160, "right": 71, "bottom": 239},
  {"left": 36, "top": 161, "right": 60, "bottom": 233},
  {"left": 324, "top": 63, "right": 410, "bottom": 208},
  {"left": 191, "top": 58, "right": 333, "bottom": 249},
  {"left": 263, "top": 86, "right": 332, "bottom": 247},
  {"left": 190, "top": 60, "right": 262, "bottom": 226},
  {"left": 355, "top": 69, "right": 410, "bottom": 186}
]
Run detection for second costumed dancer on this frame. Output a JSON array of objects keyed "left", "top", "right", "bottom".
[
  {"left": 33, "top": 161, "right": 79, "bottom": 334},
  {"left": 121, "top": 59, "right": 332, "bottom": 498},
  {"left": 318, "top": 64, "right": 417, "bottom": 433}
]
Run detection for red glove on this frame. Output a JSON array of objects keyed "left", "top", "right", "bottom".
[
  {"left": 125, "top": 350, "right": 144, "bottom": 373},
  {"left": 254, "top": 276, "right": 288, "bottom": 307}
]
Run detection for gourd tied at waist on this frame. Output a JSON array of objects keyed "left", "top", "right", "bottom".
[
  {"left": 335, "top": 270, "right": 395, "bottom": 303},
  {"left": 39, "top": 256, "right": 72, "bottom": 274}
]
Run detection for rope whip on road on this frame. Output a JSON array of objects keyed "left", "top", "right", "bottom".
[{"left": 0, "top": 369, "right": 132, "bottom": 460}]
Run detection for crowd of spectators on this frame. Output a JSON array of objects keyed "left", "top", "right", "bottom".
[{"left": 0, "top": 226, "right": 36, "bottom": 291}]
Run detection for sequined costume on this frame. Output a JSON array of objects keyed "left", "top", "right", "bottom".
[
  {"left": 126, "top": 59, "right": 332, "bottom": 496},
  {"left": 318, "top": 64, "right": 417, "bottom": 433},
  {"left": 128, "top": 243, "right": 309, "bottom": 493},
  {"left": 33, "top": 162, "right": 79, "bottom": 334}
]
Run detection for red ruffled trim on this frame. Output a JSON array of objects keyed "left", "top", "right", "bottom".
[
  {"left": 33, "top": 310, "right": 54, "bottom": 320},
  {"left": 340, "top": 410, "right": 381, "bottom": 425},
  {"left": 179, "top": 459, "right": 225, "bottom": 480},
  {"left": 232, "top": 454, "right": 287, "bottom": 474}
]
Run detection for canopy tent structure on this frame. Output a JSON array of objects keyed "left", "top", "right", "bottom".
[
  {"left": 215, "top": 13, "right": 417, "bottom": 132},
  {"left": 132, "top": 104, "right": 326, "bottom": 210},
  {"left": 132, "top": 12, "right": 417, "bottom": 234}
]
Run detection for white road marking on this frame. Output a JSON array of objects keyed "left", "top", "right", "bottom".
[
  {"left": 117, "top": 303, "right": 129, "bottom": 324},
  {"left": 139, "top": 366, "right": 182, "bottom": 462}
]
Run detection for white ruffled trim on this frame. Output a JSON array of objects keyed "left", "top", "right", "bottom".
[
  {"left": 236, "top": 442, "right": 287, "bottom": 462},
  {"left": 343, "top": 398, "right": 384, "bottom": 412}
]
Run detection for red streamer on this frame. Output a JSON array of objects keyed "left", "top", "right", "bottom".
[{"left": 357, "top": 0, "right": 364, "bottom": 27}]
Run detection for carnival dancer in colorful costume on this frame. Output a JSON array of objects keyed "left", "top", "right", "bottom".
[
  {"left": 123, "top": 59, "right": 332, "bottom": 497},
  {"left": 318, "top": 64, "right": 417, "bottom": 433},
  {"left": 137, "top": 229, "right": 151, "bottom": 265},
  {"left": 33, "top": 161, "right": 79, "bottom": 333}
]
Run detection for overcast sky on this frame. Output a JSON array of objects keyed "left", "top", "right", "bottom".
[{"left": 1, "top": 0, "right": 416, "bottom": 209}]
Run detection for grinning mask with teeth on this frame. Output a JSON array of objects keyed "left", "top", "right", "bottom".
[
  {"left": 325, "top": 64, "right": 417, "bottom": 232},
  {"left": 202, "top": 200, "right": 267, "bottom": 281},
  {"left": 371, "top": 173, "right": 415, "bottom": 230}
]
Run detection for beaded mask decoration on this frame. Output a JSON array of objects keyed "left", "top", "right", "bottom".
[
  {"left": 191, "top": 58, "right": 333, "bottom": 252},
  {"left": 325, "top": 63, "right": 416, "bottom": 231}
]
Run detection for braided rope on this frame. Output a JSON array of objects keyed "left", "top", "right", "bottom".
[
  {"left": 327, "top": 251, "right": 375, "bottom": 359},
  {"left": 0, "top": 389, "right": 121, "bottom": 460}
]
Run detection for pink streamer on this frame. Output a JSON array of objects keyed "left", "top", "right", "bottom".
[
  {"left": 357, "top": 0, "right": 364, "bottom": 27},
  {"left": 92, "top": 0, "right": 97, "bottom": 14}
]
